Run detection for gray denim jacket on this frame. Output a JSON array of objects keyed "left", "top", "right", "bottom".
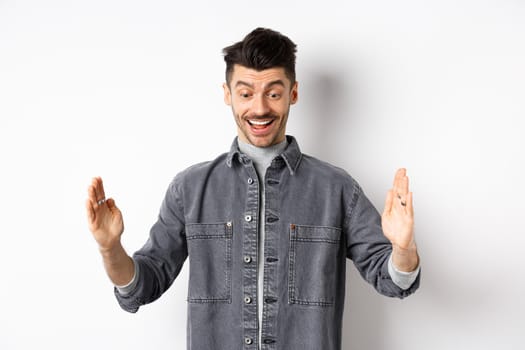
[{"left": 115, "top": 136, "right": 420, "bottom": 350}]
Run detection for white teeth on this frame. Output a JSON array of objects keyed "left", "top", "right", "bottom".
[{"left": 249, "top": 120, "right": 272, "bottom": 126}]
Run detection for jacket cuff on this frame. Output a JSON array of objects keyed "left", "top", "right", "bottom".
[
  {"left": 115, "top": 258, "right": 140, "bottom": 296},
  {"left": 388, "top": 253, "right": 420, "bottom": 290}
]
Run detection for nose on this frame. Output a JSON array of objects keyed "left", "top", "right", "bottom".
[{"left": 251, "top": 93, "right": 270, "bottom": 116}]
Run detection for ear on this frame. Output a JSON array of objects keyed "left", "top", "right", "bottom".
[
  {"left": 290, "top": 81, "right": 299, "bottom": 105},
  {"left": 223, "top": 83, "right": 232, "bottom": 106}
]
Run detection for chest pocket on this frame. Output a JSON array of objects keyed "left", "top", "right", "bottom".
[
  {"left": 288, "top": 224, "right": 342, "bottom": 306},
  {"left": 186, "top": 222, "right": 232, "bottom": 303}
]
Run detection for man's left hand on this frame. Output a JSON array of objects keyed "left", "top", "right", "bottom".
[{"left": 381, "top": 168, "right": 419, "bottom": 272}]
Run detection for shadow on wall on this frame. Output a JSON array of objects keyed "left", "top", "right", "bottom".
[
  {"left": 296, "top": 66, "right": 351, "bottom": 162},
  {"left": 298, "top": 62, "right": 387, "bottom": 350}
]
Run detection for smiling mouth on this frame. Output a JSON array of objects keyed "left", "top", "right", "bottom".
[
  {"left": 247, "top": 119, "right": 273, "bottom": 126},
  {"left": 246, "top": 118, "right": 276, "bottom": 132}
]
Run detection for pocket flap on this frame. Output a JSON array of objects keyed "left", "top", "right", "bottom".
[
  {"left": 291, "top": 224, "right": 341, "bottom": 243},
  {"left": 186, "top": 222, "right": 232, "bottom": 240}
]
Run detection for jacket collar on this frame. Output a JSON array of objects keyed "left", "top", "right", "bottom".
[{"left": 226, "top": 135, "right": 302, "bottom": 175}]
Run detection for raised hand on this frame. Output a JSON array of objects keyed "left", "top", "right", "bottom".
[
  {"left": 86, "top": 177, "right": 134, "bottom": 286},
  {"left": 86, "top": 177, "right": 124, "bottom": 252},
  {"left": 381, "top": 168, "right": 418, "bottom": 271}
]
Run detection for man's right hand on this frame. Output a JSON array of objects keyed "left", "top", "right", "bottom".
[{"left": 86, "top": 177, "right": 124, "bottom": 252}]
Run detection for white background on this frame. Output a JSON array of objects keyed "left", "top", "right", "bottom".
[{"left": 1, "top": 0, "right": 524, "bottom": 349}]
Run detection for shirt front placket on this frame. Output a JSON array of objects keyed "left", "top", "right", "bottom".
[
  {"left": 240, "top": 155, "right": 260, "bottom": 349},
  {"left": 259, "top": 158, "right": 285, "bottom": 349}
]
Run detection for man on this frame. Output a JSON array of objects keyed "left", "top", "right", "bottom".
[{"left": 86, "top": 28, "right": 420, "bottom": 350}]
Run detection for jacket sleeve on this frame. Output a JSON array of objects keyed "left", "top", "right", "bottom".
[
  {"left": 115, "top": 175, "right": 188, "bottom": 313},
  {"left": 345, "top": 182, "right": 420, "bottom": 299}
]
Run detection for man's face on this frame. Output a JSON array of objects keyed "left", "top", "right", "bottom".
[{"left": 223, "top": 64, "right": 298, "bottom": 148}]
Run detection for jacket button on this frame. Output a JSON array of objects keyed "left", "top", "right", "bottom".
[
  {"left": 244, "top": 337, "right": 253, "bottom": 345},
  {"left": 248, "top": 177, "right": 254, "bottom": 185},
  {"left": 244, "top": 296, "right": 252, "bottom": 304},
  {"left": 244, "top": 215, "right": 252, "bottom": 222},
  {"left": 243, "top": 256, "right": 252, "bottom": 263}
]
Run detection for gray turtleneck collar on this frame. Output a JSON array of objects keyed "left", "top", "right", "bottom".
[{"left": 237, "top": 138, "right": 288, "bottom": 178}]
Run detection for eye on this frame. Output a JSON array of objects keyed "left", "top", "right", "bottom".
[
  {"left": 267, "top": 92, "right": 281, "bottom": 99},
  {"left": 238, "top": 90, "right": 252, "bottom": 99}
]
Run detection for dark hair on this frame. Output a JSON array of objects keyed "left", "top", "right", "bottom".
[{"left": 223, "top": 27, "right": 297, "bottom": 86}]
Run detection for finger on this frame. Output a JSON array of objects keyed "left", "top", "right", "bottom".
[
  {"left": 393, "top": 194, "right": 406, "bottom": 211},
  {"left": 88, "top": 182, "right": 98, "bottom": 205},
  {"left": 85, "top": 198, "right": 95, "bottom": 224},
  {"left": 392, "top": 168, "right": 405, "bottom": 194},
  {"left": 399, "top": 174, "right": 409, "bottom": 195},
  {"left": 393, "top": 168, "right": 406, "bottom": 186},
  {"left": 106, "top": 198, "right": 118, "bottom": 212},
  {"left": 406, "top": 191, "right": 414, "bottom": 217},
  {"left": 383, "top": 189, "right": 394, "bottom": 215},
  {"left": 94, "top": 176, "right": 106, "bottom": 202},
  {"left": 88, "top": 179, "right": 107, "bottom": 209},
  {"left": 394, "top": 169, "right": 410, "bottom": 198},
  {"left": 98, "top": 177, "right": 106, "bottom": 201}
]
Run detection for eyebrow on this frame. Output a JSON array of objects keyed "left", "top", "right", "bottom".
[{"left": 234, "top": 79, "right": 286, "bottom": 89}]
